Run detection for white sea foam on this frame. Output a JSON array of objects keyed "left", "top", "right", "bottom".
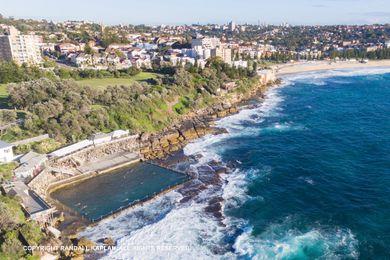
[
  {"left": 80, "top": 191, "right": 183, "bottom": 242},
  {"left": 80, "top": 68, "right": 377, "bottom": 259},
  {"left": 215, "top": 87, "right": 284, "bottom": 133},
  {"left": 234, "top": 222, "right": 359, "bottom": 259},
  {"left": 260, "top": 122, "right": 306, "bottom": 133},
  {"left": 100, "top": 202, "right": 231, "bottom": 260},
  {"left": 79, "top": 85, "right": 288, "bottom": 259},
  {"left": 281, "top": 66, "right": 390, "bottom": 86}
]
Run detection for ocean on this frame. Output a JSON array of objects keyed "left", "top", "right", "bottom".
[{"left": 80, "top": 67, "right": 390, "bottom": 259}]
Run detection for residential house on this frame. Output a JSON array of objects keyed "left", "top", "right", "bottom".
[
  {"left": 55, "top": 43, "right": 80, "bottom": 55},
  {"left": 233, "top": 60, "right": 248, "bottom": 68},
  {"left": 106, "top": 54, "right": 121, "bottom": 66}
]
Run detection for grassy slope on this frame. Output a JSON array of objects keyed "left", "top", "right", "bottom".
[
  {"left": 76, "top": 72, "right": 157, "bottom": 89},
  {"left": 0, "top": 84, "right": 7, "bottom": 97},
  {"left": 0, "top": 84, "right": 9, "bottom": 109}
]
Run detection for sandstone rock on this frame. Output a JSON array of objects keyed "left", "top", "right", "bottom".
[
  {"left": 103, "top": 237, "right": 115, "bottom": 246},
  {"left": 77, "top": 237, "right": 95, "bottom": 249}
]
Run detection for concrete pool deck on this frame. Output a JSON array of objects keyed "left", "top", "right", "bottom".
[{"left": 77, "top": 152, "right": 140, "bottom": 174}]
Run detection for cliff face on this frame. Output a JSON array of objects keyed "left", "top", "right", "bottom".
[
  {"left": 139, "top": 103, "right": 238, "bottom": 160},
  {"left": 132, "top": 77, "right": 268, "bottom": 160},
  {"left": 138, "top": 79, "right": 276, "bottom": 160},
  {"left": 28, "top": 78, "right": 275, "bottom": 197}
]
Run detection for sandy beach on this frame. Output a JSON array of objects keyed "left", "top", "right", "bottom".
[{"left": 274, "top": 60, "right": 390, "bottom": 76}]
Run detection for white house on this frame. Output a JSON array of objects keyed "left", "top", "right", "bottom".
[
  {"left": 0, "top": 141, "right": 14, "bottom": 163},
  {"left": 14, "top": 151, "right": 48, "bottom": 179}
]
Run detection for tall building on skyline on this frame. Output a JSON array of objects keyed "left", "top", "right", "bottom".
[
  {"left": 229, "top": 21, "right": 236, "bottom": 31},
  {"left": 0, "top": 25, "right": 43, "bottom": 65}
]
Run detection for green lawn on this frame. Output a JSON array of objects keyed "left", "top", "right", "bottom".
[
  {"left": 0, "top": 84, "right": 7, "bottom": 97},
  {"left": 77, "top": 72, "right": 157, "bottom": 89},
  {"left": 0, "top": 84, "right": 9, "bottom": 109}
]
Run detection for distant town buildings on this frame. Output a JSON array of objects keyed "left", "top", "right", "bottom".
[
  {"left": 0, "top": 25, "right": 42, "bottom": 65},
  {"left": 2, "top": 19, "right": 390, "bottom": 70},
  {"left": 191, "top": 36, "right": 232, "bottom": 64}
]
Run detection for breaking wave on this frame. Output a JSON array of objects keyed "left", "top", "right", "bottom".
[
  {"left": 281, "top": 66, "right": 390, "bottom": 86},
  {"left": 234, "top": 221, "right": 359, "bottom": 259},
  {"left": 78, "top": 67, "right": 390, "bottom": 259}
]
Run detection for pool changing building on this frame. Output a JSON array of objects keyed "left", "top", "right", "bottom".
[
  {"left": 0, "top": 140, "right": 14, "bottom": 163},
  {"left": 2, "top": 181, "right": 54, "bottom": 223}
]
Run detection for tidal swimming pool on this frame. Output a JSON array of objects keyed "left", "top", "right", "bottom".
[{"left": 51, "top": 162, "right": 189, "bottom": 221}]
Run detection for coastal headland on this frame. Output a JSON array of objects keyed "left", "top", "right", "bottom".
[
  {"left": 25, "top": 74, "right": 275, "bottom": 236},
  {"left": 29, "top": 59, "right": 390, "bottom": 235}
]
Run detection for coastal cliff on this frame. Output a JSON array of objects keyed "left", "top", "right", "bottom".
[
  {"left": 28, "top": 76, "right": 276, "bottom": 201},
  {"left": 138, "top": 76, "right": 275, "bottom": 159},
  {"left": 139, "top": 104, "right": 238, "bottom": 159}
]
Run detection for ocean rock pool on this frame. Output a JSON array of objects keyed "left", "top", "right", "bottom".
[{"left": 51, "top": 162, "right": 190, "bottom": 221}]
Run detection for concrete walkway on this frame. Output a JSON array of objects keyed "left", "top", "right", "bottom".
[{"left": 77, "top": 152, "right": 140, "bottom": 174}]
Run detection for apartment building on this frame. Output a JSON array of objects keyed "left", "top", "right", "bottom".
[
  {"left": 211, "top": 46, "right": 232, "bottom": 64},
  {"left": 0, "top": 25, "right": 42, "bottom": 65},
  {"left": 191, "top": 37, "right": 221, "bottom": 49}
]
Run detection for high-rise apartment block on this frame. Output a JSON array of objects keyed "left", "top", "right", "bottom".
[{"left": 0, "top": 25, "right": 42, "bottom": 65}]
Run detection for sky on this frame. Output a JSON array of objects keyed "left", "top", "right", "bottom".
[{"left": 0, "top": 0, "right": 389, "bottom": 25}]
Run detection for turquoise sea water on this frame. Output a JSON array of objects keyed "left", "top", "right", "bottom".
[
  {"left": 216, "top": 70, "right": 390, "bottom": 259},
  {"left": 80, "top": 68, "right": 390, "bottom": 259},
  {"left": 51, "top": 162, "right": 189, "bottom": 221}
]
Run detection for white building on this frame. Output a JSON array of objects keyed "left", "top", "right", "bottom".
[
  {"left": 211, "top": 46, "right": 232, "bottom": 64},
  {"left": 191, "top": 37, "right": 221, "bottom": 49},
  {"left": 233, "top": 60, "right": 248, "bottom": 68},
  {"left": 90, "top": 132, "right": 112, "bottom": 145},
  {"left": 0, "top": 25, "right": 42, "bottom": 65},
  {"left": 0, "top": 140, "right": 13, "bottom": 163},
  {"left": 14, "top": 151, "right": 47, "bottom": 179},
  {"left": 386, "top": 40, "right": 390, "bottom": 49},
  {"left": 257, "top": 69, "right": 276, "bottom": 85},
  {"left": 229, "top": 21, "right": 236, "bottom": 31},
  {"left": 2, "top": 181, "right": 54, "bottom": 223}
]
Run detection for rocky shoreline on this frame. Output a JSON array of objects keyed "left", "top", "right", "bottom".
[
  {"left": 34, "top": 79, "right": 277, "bottom": 252},
  {"left": 78, "top": 82, "right": 276, "bottom": 258},
  {"left": 138, "top": 80, "right": 273, "bottom": 160}
]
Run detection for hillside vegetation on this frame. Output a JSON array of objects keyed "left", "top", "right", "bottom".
[{"left": 3, "top": 59, "right": 258, "bottom": 143}]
